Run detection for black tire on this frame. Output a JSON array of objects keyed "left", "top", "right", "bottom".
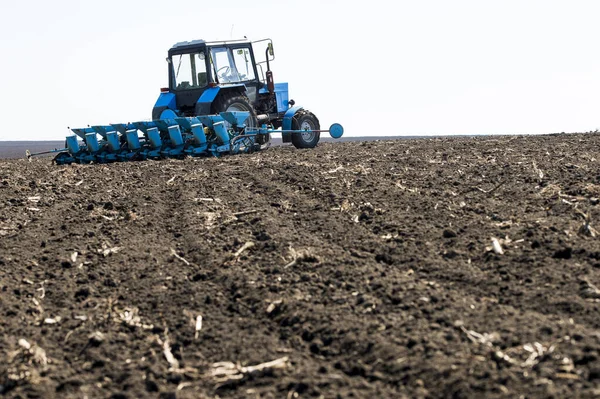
[
  {"left": 291, "top": 110, "right": 320, "bottom": 149},
  {"left": 53, "top": 152, "right": 72, "bottom": 165}
]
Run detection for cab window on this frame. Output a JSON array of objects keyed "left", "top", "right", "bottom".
[
  {"left": 211, "top": 47, "right": 239, "bottom": 83},
  {"left": 232, "top": 48, "right": 255, "bottom": 81},
  {"left": 172, "top": 52, "right": 207, "bottom": 90},
  {"left": 210, "top": 47, "right": 255, "bottom": 83}
]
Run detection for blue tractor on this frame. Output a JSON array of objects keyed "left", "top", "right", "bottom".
[
  {"left": 26, "top": 38, "right": 343, "bottom": 165},
  {"left": 153, "top": 38, "right": 321, "bottom": 149}
]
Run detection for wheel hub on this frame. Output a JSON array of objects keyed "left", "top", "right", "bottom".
[{"left": 300, "top": 120, "right": 315, "bottom": 142}]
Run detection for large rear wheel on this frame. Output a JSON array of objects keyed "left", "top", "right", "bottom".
[
  {"left": 213, "top": 95, "right": 257, "bottom": 127},
  {"left": 291, "top": 111, "right": 320, "bottom": 149}
]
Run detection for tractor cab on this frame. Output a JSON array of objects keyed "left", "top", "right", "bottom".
[{"left": 152, "top": 39, "right": 281, "bottom": 121}]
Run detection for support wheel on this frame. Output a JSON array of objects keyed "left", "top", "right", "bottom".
[
  {"left": 291, "top": 111, "right": 320, "bottom": 149},
  {"left": 53, "top": 152, "right": 72, "bottom": 165}
]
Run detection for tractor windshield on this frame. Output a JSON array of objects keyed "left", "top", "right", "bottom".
[
  {"left": 210, "top": 47, "right": 255, "bottom": 83},
  {"left": 172, "top": 52, "right": 208, "bottom": 90},
  {"left": 232, "top": 48, "right": 255, "bottom": 81}
]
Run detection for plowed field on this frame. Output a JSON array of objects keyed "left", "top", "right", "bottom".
[{"left": 2, "top": 134, "right": 600, "bottom": 398}]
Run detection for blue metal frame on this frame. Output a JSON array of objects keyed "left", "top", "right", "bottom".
[
  {"left": 195, "top": 85, "right": 247, "bottom": 115},
  {"left": 160, "top": 109, "right": 178, "bottom": 119},
  {"left": 197, "top": 87, "right": 220, "bottom": 104},
  {"left": 281, "top": 105, "right": 303, "bottom": 142},
  {"left": 154, "top": 92, "right": 177, "bottom": 110},
  {"left": 282, "top": 105, "right": 303, "bottom": 130},
  {"left": 195, "top": 87, "right": 220, "bottom": 115},
  {"left": 258, "top": 82, "right": 289, "bottom": 113}
]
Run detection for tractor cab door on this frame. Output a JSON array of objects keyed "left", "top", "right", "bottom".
[
  {"left": 209, "top": 46, "right": 260, "bottom": 104},
  {"left": 169, "top": 51, "right": 210, "bottom": 113}
]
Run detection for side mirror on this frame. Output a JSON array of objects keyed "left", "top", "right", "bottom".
[{"left": 268, "top": 43, "right": 274, "bottom": 57}]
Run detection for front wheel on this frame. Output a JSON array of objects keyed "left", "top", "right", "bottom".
[{"left": 291, "top": 111, "right": 320, "bottom": 149}]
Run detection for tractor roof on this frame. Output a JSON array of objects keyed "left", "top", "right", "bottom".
[
  {"left": 169, "top": 38, "right": 251, "bottom": 53},
  {"left": 171, "top": 39, "right": 206, "bottom": 49}
]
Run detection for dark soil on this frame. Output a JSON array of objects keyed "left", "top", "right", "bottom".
[{"left": 2, "top": 134, "right": 600, "bottom": 398}]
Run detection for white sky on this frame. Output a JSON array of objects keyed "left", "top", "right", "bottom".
[{"left": 1, "top": 0, "right": 599, "bottom": 140}]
